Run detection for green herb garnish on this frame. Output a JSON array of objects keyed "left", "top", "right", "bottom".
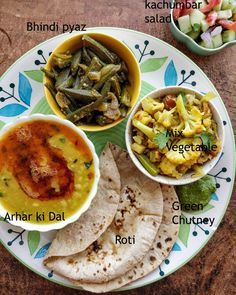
[
  {"left": 153, "top": 130, "right": 171, "bottom": 149},
  {"left": 84, "top": 160, "right": 93, "bottom": 169},
  {"left": 59, "top": 137, "right": 66, "bottom": 143},
  {"left": 0, "top": 192, "right": 3, "bottom": 197},
  {"left": 200, "top": 131, "right": 214, "bottom": 150}
]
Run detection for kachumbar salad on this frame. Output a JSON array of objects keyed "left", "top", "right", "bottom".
[
  {"left": 131, "top": 92, "right": 221, "bottom": 179},
  {"left": 173, "top": 0, "right": 236, "bottom": 49}
]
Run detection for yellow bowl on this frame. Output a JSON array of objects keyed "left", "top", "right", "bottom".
[{"left": 43, "top": 32, "right": 141, "bottom": 132}]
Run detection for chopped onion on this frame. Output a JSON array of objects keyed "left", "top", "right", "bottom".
[
  {"left": 211, "top": 26, "right": 223, "bottom": 36},
  {"left": 201, "top": 31, "right": 212, "bottom": 43}
]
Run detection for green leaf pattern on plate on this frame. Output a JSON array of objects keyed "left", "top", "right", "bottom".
[
  {"left": 24, "top": 70, "right": 43, "bottom": 83},
  {"left": 28, "top": 231, "right": 40, "bottom": 255},
  {"left": 30, "top": 97, "right": 54, "bottom": 115},
  {"left": 178, "top": 214, "right": 190, "bottom": 247},
  {"left": 140, "top": 57, "right": 168, "bottom": 73},
  {"left": 139, "top": 80, "right": 156, "bottom": 97}
]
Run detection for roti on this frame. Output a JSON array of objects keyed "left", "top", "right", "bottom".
[
  {"left": 45, "top": 144, "right": 163, "bottom": 283},
  {"left": 76, "top": 184, "right": 180, "bottom": 292},
  {"left": 44, "top": 144, "right": 121, "bottom": 261}
]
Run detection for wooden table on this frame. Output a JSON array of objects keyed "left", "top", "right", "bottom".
[{"left": 0, "top": 1, "right": 235, "bottom": 294}]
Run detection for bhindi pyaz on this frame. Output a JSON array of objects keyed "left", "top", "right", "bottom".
[{"left": 42, "top": 35, "right": 131, "bottom": 126}]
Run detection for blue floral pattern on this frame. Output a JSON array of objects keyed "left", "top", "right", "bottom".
[{"left": 0, "top": 73, "right": 32, "bottom": 117}]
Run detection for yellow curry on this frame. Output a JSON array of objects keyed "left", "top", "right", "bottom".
[{"left": 0, "top": 120, "right": 94, "bottom": 224}]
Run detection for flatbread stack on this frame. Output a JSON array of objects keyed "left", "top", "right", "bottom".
[{"left": 44, "top": 144, "right": 180, "bottom": 292}]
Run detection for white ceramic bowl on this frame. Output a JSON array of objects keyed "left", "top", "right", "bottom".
[
  {"left": 126, "top": 86, "right": 224, "bottom": 186},
  {"left": 0, "top": 114, "right": 100, "bottom": 232}
]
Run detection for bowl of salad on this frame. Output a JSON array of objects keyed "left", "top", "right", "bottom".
[
  {"left": 170, "top": 0, "right": 236, "bottom": 55},
  {"left": 125, "top": 86, "right": 224, "bottom": 185}
]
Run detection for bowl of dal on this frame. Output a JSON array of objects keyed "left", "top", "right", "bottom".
[{"left": 0, "top": 114, "right": 100, "bottom": 232}]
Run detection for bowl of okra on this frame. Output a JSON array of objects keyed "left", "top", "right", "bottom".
[{"left": 42, "top": 32, "right": 141, "bottom": 131}]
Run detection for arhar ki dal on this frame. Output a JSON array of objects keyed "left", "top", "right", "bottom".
[
  {"left": 0, "top": 120, "right": 95, "bottom": 224},
  {"left": 131, "top": 92, "right": 221, "bottom": 178}
]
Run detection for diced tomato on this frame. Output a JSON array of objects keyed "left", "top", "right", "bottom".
[
  {"left": 173, "top": 0, "right": 193, "bottom": 20},
  {"left": 200, "top": 0, "right": 221, "bottom": 13},
  {"left": 181, "top": 0, "right": 194, "bottom": 17},
  {"left": 173, "top": 8, "right": 182, "bottom": 20},
  {"left": 181, "top": 0, "right": 194, "bottom": 16},
  {"left": 206, "top": 11, "right": 218, "bottom": 26},
  {"left": 181, "top": 7, "right": 194, "bottom": 16},
  {"left": 217, "top": 20, "right": 236, "bottom": 31},
  {"left": 173, "top": 0, "right": 185, "bottom": 20},
  {"left": 163, "top": 95, "right": 176, "bottom": 110}
]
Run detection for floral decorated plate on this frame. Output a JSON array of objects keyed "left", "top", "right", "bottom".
[{"left": 0, "top": 27, "right": 235, "bottom": 291}]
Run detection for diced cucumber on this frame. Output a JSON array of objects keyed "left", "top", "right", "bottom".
[
  {"left": 222, "top": 30, "right": 236, "bottom": 42},
  {"left": 222, "top": 0, "right": 230, "bottom": 9},
  {"left": 217, "top": 9, "right": 233, "bottom": 19},
  {"left": 188, "top": 28, "right": 201, "bottom": 40},
  {"left": 178, "top": 15, "right": 192, "bottom": 34},
  {"left": 201, "top": 19, "right": 210, "bottom": 32},
  {"left": 199, "top": 40, "right": 214, "bottom": 49},
  {"left": 214, "top": 0, "right": 223, "bottom": 10},
  {"left": 222, "top": 0, "right": 236, "bottom": 9},
  {"left": 190, "top": 10, "right": 206, "bottom": 26},
  {"left": 212, "top": 34, "right": 223, "bottom": 47}
]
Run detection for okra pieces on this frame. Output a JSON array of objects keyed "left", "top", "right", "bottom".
[
  {"left": 53, "top": 52, "right": 72, "bottom": 69},
  {"left": 82, "top": 35, "right": 120, "bottom": 64},
  {"left": 93, "top": 64, "right": 121, "bottom": 90},
  {"left": 67, "top": 96, "right": 106, "bottom": 123},
  {"left": 120, "top": 86, "right": 131, "bottom": 107},
  {"left": 59, "top": 88, "right": 102, "bottom": 104},
  {"left": 55, "top": 92, "right": 72, "bottom": 115},
  {"left": 70, "top": 50, "right": 82, "bottom": 75},
  {"left": 42, "top": 34, "right": 131, "bottom": 126},
  {"left": 40, "top": 67, "right": 55, "bottom": 79}
]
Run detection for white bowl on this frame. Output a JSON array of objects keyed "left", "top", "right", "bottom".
[
  {"left": 125, "top": 86, "right": 224, "bottom": 186},
  {"left": 0, "top": 114, "right": 100, "bottom": 232}
]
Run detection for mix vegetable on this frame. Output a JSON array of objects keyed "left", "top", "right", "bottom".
[
  {"left": 173, "top": 0, "right": 236, "bottom": 49},
  {"left": 42, "top": 35, "right": 131, "bottom": 126},
  {"left": 131, "top": 92, "right": 221, "bottom": 179}
]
